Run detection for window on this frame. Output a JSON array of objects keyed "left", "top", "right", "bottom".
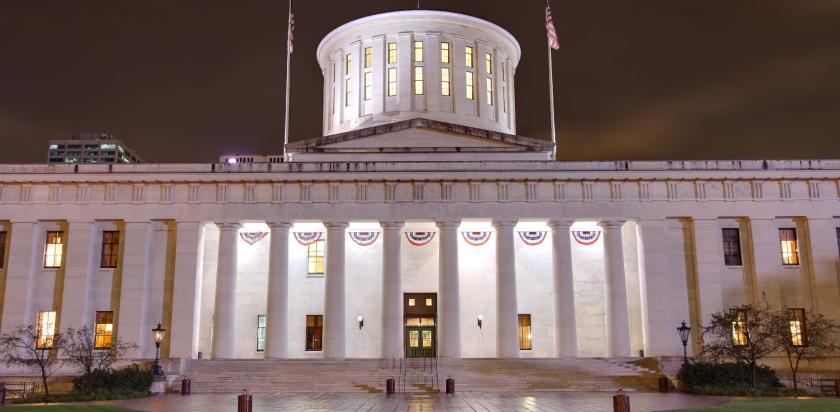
[
  {"left": 306, "top": 315, "right": 323, "bottom": 351},
  {"left": 307, "top": 239, "right": 325, "bottom": 275},
  {"left": 414, "top": 41, "right": 423, "bottom": 62},
  {"left": 441, "top": 68, "right": 450, "bottom": 96},
  {"left": 465, "top": 46, "right": 474, "bottom": 68},
  {"left": 836, "top": 228, "right": 839, "bottom": 259},
  {"left": 364, "top": 72, "right": 373, "bottom": 101},
  {"left": 465, "top": 72, "right": 474, "bottom": 100},
  {"left": 345, "top": 54, "right": 352, "bottom": 75},
  {"left": 408, "top": 298, "right": 416, "bottom": 306},
  {"left": 364, "top": 47, "right": 372, "bottom": 68},
  {"left": 414, "top": 66, "right": 424, "bottom": 95},
  {"left": 257, "top": 314, "right": 267, "bottom": 352},
  {"left": 722, "top": 228, "right": 742, "bottom": 266},
  {"left": 440, "top": 42, "right": 450, "bottom": 63},
  {"left": 485, "top": 78, "right": 493, "bottom": 105},
  {"left": 387, "top": 42, "right": 397, "bottom": 64},
  {"left": 788, "top": 308, "right": 806, "bottom": 347},
  {"left": 425, "top": 298, "right": 433, "bottom": 306},
  {"left": 779, "top": 228, "right": 799, "bottom": 265},
  {"left": 387, "top": 67, "right": 397, "bottom": 96},
  {"left": 94, "top": 311, "right": 114, "bottom": 349},
  {"left": 0, "top": 231, "right": 6, "bottom": 269},
  {"left": 37, "top": 311, "right": 57, "bottom": 349},
  {"left": 732, "top": 309, "right": 747, "bottom": 346},
  {"left": 518, "top": 314, "right": 532, "bottom": 350},
  {"left": 100, "top": 231, "right": 120, "bottom": 268},
  {"left": 485, "top": 53, "right": 492, "bottom": 74},
  {"left": 344, "top": 78, "right": 352, "bottom": 107},
  {"left": 44, "top": 231, "right": 64, "bottom": 268}
]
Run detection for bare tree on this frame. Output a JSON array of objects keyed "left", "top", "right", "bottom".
[
  {"left": 701, "top": 304, "right": 781, "bottom": 388},
  {"left": 0, "top": 325, "right": 63, "bottom": 402},
  {"left": 769, "top": 310, "right": 840, "bottom": 395},
  {"left": 60, "top": 326, "right": 137, "bottom": 394}
]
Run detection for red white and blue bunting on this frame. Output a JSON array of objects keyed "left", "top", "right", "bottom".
[
  {"left": 239, "top": 232, "right": 268, "bottom": 245},
  {"left": 405, "top": 231, "right": 436, "bottom": 246},
  {"left": 293, "top": 232, "right": 322, "bottom": 246},
  {"left": 517, "top": 231, "right": 547, "bottom": 246},
  {"left": 461, "top": 231, "right": 492, "bottom": 246},
  {"left": 349, "top": 231, "right": 379, "bottom": 246},
  {"left": 572, "top": 230, "right": 601, "bottom": 245}
]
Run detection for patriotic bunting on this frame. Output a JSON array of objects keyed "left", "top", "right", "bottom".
[
  {"left": 293, "top": 232, "right": 322, "bottom": 246},
  {"left": 240, "top": 232, "right": 268, "bottom": 245},
  {"left": 349, "top": 231, "right": 379, "bottom": 246},
  {"left": 517, "top": 231, "right": 547, "bottom": 246},
  {"left": 572, "top": 230, "right": 601, "bottom": 245},
  {"left": 461, "top": 231, "right": 491, "bottom": 246},
  {"left": 405, "top": 231, "right": 435, "bottom": 246}
]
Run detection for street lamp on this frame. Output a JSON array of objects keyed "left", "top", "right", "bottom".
[
  {"left": 152, "top": 323, "right": 167, "bottom": 376},
  {"left": 677, "top": 321, "right": 691, "bottom": 365}
]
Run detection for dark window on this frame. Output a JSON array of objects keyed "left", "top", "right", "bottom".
[
  {"left": 722, "top": 228, "right": 743, "bottom": 266},
  {"left": 0, "top": 231, "right": 6, "bottom": 269},
  {"left": 779, "top": 228, "right": 799, "bottom": 265},
  {"left": 257, "top": 315, "right": 267, "bottom": 352},
  {"left": 788, "top": 308, "right": 806, "bottom": 347},
  {"left": 44, "top": 231, "right": 64, "bottom": 268},
  {"left": 836, "top": 228, "right": 840, "bottom": 259},
  {"left": 518, "top": 314, "right": 532, "bottom": 350},
  {"left": 306, "top": 315, "right": 323, "bottom": 351},
  {"left": 100, "top": 231, "right": 120, "bottom": 268},
  {"left": 94, "top": 311, "right": 114, "bottom": 349}
]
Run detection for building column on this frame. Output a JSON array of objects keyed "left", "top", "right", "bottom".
[
  {"left": 600, "top": 219, "right": 631, "bottom": 357},
  {"left": 804, "top": 217, "right": 840, "bottom": 320},
  {"left": 169, "top": 221, "right": 205, "bottom": 359},
  {"left": 494, "top": 220, "right": 519, "bottom": 358},
  {"left": 58, "top": 221, "right": 97, "bottom": 331},
  {"left": 549, "top": 219, "right": 577, "bottom": 357},
  {"left": 117, "top": 221, "right": 153, "bottom": 358},
  {"left": 0, "top": 221, "right": 41, "bottom": 335},
  {"left": 212, "top": 222, "right": 240, "bottom": 359},
  {"left": 748, "top": 218, "right": 783, "bottom": 308},
  {"left": 437, "top": 220, "right": 461, "bottom": 359},
  {"left": 265, "top": 222, "right": 291, "bottom": 359},
  {"left": 323, "top": 221, "right": 348, "bottom": 359},
  {"left": 381, "top": 220, "right": 404, "bottom": 359}
]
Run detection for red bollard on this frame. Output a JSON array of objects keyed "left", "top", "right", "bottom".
[
  {"left": 386, "top": 378, "right": 395, "bottom": 394},
  {"left": 1, "top": 383, "right": 6, "bottom": 405},
  {"left": 658, "top": 375, "right": 669, "bottom": 393},
  {"left": 180, "top": 377, "right": 191, "bottom": 395},
  {"left": 613, "top": 389, "right": 630, "bottom": 412},
  {"left": 445, "top": 377, "right": 455, "bottom": 394},
  {"left": 238, "top": 389, "right": 253, "bottom": 412}
]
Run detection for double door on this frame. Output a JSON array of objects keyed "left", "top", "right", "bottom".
[{"left": 404, "top": 293, "right": 436, "bottom": 358}]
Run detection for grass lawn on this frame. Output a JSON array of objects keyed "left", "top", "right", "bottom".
[
  {"left": 6, "top": 406, "right": 136, "bottom": 412},
  {"left": 673, "top": 398, "right": 840, "bottom": 411}
]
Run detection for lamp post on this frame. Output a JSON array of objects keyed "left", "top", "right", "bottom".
[
  {"left": 152, "top": 323, "right": 167, "bottom": 377},
  {"left": 677, "top": 321, "right": 691, "bottom": 365}
]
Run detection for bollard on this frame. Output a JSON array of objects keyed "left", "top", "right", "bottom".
[
  {"left": 613, "top": 389, "right": 630, "bottom": 412},
  {"left": 0, "top": 383, "right": 5, "bottom": 405},
  {"left": 386, "top": 377, "right": 395, "bottom": 394},
  {"left": 181, "top": 377, "right": 191, "bottom": 395},
  {"left": 658, "top": 375, "right": 669, "bottom": 393},
  {"left": 238, "top": 389, "right": 253, "bottom": 412},
  {"left": 445, "top": 377, "right": 455, "bottom": 394}
]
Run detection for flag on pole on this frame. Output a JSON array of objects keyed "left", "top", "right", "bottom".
[
  {"left": 287, "top": 8, "right": 295, "bottom": 54},
  {"left": 545, "top": 3, "right": 560, "bottom": 50}
]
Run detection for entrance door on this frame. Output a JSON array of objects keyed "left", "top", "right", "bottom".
[{"left": 404, "top": 293, "right": 436, "bottom": 358}]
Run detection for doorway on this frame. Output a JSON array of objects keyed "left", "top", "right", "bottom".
[{"left": 404, "top": 293, "right": 436, "bottom": 358}]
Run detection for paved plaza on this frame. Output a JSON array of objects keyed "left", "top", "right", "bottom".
[{"left": 110, "top": 392, "right": 727, "bottom": 412}]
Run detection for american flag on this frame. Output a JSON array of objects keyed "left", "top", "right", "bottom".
[
  {"left": 287, "top": 10, "right": 295, "bottom": 54},
  {"left": 545, "top": 3, "right": 559, "bottom": 50}
]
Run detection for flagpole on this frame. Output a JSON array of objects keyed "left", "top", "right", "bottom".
[
  {"left": 546, "top": 1, "right": 557, "bottom": 160},
  {"left": 283, "top": 0, "right": 293, "bottom": 160}
]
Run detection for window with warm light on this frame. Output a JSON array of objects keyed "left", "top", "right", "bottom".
[
  {"left": 485, "top": 53, "right": 492, "bottom": 74},
  {"left": 518, "top": 314, "right": 532, "bottom": 350},
  {"left": 364, "top": 72, "right": 373, "bottom": 101},
  {"left": 345, "top": 54, "right": 352, "bottom": 75},
  {"left": 387, "top": 67, "right": 397, "bottom": 96},
  {"left": 344, "top": 78, "right": 352, "bottom": 107},
  {"left": 257, "top": 314, "right": 267, "bottom": 352},
  {"left": 789, "top": 308, "right": 806, "bottom": 347},
  {"left": 0, "top": 231, "right": 6, "bottom": 269},
  {"left": 100, "top": 231, "right": 120, "bottom": 269},
  {"left": 722, "top": 228, "right": 742, "bottom": 266},
  {"left": 414, "top": 66, "right": 424, "bottom": 95},
  {"left": 307, "top": 239, "right": 325, "bottom": 275},
  {"left": 485, "top": 77, "right": 493, "bottom": 105},
  {"left": 441, "top": 67, "right": 450, "bottom": 96},
  {"left": 306, "top": 315, "right": 323, "bottom": 351},
  {"left": 94, "top": 311, "right": 114, "bottom": 349},
  {"left": 408, "top": 298, "right": 416, "bottom": 307},
  {"left": 414, "top": 41, "right": 423, "bottom": 62},
  {"left": 465, "top": 72, "right": 474, "bottom": 100},
  {"left": 387, "top": 42, "right": 397, "bottom": 64},
  {"left": 732, "top": 309, "right": 747, "bottom": 346},
  {"left": 425, "top": 298, "right": 433, "bottom": 306},
  {"left": 364, "top": 47, "right": 372, "bottom": 68},
  {"left": 37, "top": 311, "right": 56, "bottom": 349},
  {"left": 44, "top": 231, "right": 64, "bottom": 268},
  {"left": 779, "top": 228, "right": 799, "bottom": 265},
  {"left": 465, "top": 46, "right": 474, "bottom": 68},
  {"left": 440, "top": 42, "right": 450, "bottom": 63}
]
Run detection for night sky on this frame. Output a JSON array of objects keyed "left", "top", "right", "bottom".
[{"left": 1, "top": 0, "right": 839, "bottom": 163}]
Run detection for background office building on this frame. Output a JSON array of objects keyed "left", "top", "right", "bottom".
[{"left": 47, "top": 132, "right": 143, "bottom": 164}]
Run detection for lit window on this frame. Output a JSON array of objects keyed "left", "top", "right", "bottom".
[
  {"left": 731, "top": 309, "right": 747, "bottom": 346},
  {"left": 409, "top": 330, "right": 419, "bottom": 348},
  {"left": 44, "top": 231, "right": 64, "bottom": 268},
  {"left": 37, "top": 311, "right": 57, "bottom": 349},
  {"left": 485, "top": 53, "right": 492, "bottom": 74},
  {"left": 441, "top": 68, "right": 450, "bottom": 96},
  {"left": 306, "top": 315, "right": 323, "bottom": 351},
  {"left": 408, "top": 298, "right": 416, "bottom": 306},
  {"left": 100, "top": 231, "right": 120, "bottom": 269},
  {"left": 257, "top": 314, "right": 267, "bottom": 352},
  {"left": 465, "top": 46, "right": 474, "bottom": 68},
  {"left": 414, "top": 66, "right": 424, "bottom": 95},
  {"left": 49, "top": 144, "right": 59, "bottom": 150},
  {"left": 486, "top": 77, "right": 493, "bottom": 105},
  {"left": 100, "top": 144, "right": 116, "bottom": 150},
  {"left": 364, "top": 47, "right": 372, "bottom": 68},
  {"left": 414, "top": 41, "right": 423, "bottom": 62},
  {"left": 519, "top": 314, "right": 532, "bottom": 350},
  {"left": 0, "top": 231, "right": 6, "bottom": 269},
  {"left": 789, "top": 308, "right": 806, "bottom": 347},
  {"left": 440, "top": 42, "right": 450, "bottom": 63},
  {"left": 94, "top": 311, "right": 114, "bottom": 349},
  {"left": 387, "top": 42, "right": 397, "bottom": 64},
  {"left": 387, "top": 67, "right": 397, "bottom": 96},
  {"left": 425, "top": 298, "right": 433, "bottom": 306},
  {"left": 344, "top": 78, "right": 352, "bottom": 107},
  {"left": 345, "top": 54, "right": 352, "bottom": 75},
  {"left": 722, "top": 228, "right": 742, "bottom": 266},
  {"left": 779, "top": 228, "right": 799, "bottom": 265},
  {"left": 465, "top": 72, "right": 474, "bottom": 100},
  {"left": 422, "top": 330, "right": 433, "bottom": 348},
  {"left": 307, "top": 239, "right": 325, "bottom": 275},
  {"left": 364, "top": 72, "right": 373, "bottom": 101}
]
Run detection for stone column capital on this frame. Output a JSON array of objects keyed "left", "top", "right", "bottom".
[
  {"left": 324, "top": 221, "right": 349, "bottom": 230},
  {"left": 548, "top": 219, "right": 575, "bottom": 230},
  {"left": 492, "top": 220, "right": 517, "bottom": 231},
  {"left": 215, "top": 221, "right": 241, "bottom": 231},
  {"left": 380, "top": 220, "right": 405, "bottom": 230},
  {"left": 436, "top": 220, "right": 461, "bottom": 230},
  {"left": 598, "top": 219, "right": 626, "bottom": 229},
  {"left": 266, "top": 221, "right": 292, "bottom": 231}
]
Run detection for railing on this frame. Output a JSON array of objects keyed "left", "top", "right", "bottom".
[{"left": 394, "top": 357, "right": 439, "bottom": 393}]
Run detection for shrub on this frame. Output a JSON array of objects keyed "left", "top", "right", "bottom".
[
  {"left": 678, "top": 361, "right": 784, "bottom": 395},
  {"left": 72, "top": 363, "right": 153, "bottom": 396}
]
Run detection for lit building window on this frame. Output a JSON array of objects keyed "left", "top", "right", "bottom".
[
  {"left": 486, "top": 77, "right": 493, "bottom": 105},
  {"left": 414, "top": 66, "right": 424, "bottom": 95},
  {"left": 731, "top": 309, "right": 747, "bottom": 346},
  {"left": 94, "top": 311, "right": 114, "bottom": 349},
  {"left": 100, "top": 231, "right": 120, "bottom": 269},
  {"left": 425, "top": 298, "right": 433, "bottom": 306},
  {"left": 440, "top": 42, "right": 450, "bottom": 63},
  {"left": 306, "top": 315, "right": 323, "bottom": 351},
  {"left": 465, "top": 72, "right": 474, "bottom": 100},
  {"left": 779, "top": 228, "right": 799, "bottom": 265},
  {"left": 465, "top": 46, "right": 474, "bottom": 68},
  {"left": 364, "top": 47, "right": 372, "bottom": 68},
  {"left": 307, "top": 239, "right": 325, "bottom": 275},
  {"left": 44, "top": 231, "right": 64, "bottom": 268},
  {"left": 722, "top": 228, "right": 742, "bottom": 266},
  {"left": 344, "top": 78, "right": 352, "bottom": 107},
  {"left": 364, "top": 72, "right": 373, "bottom": 101},
  {"left": 37, "top": 311, "right": 57, "bottom": 349},
  {"left": 387, "top": 42, "right": 397, "bottom": 64},
  {"left": 518, "top": 314, "right": 532, "bottom": 350},
  {"left": 788, "top": 308, "right": 806, "bottom": 346},
  {"left": 408, "top": 298, "right": 416, "bottom": 306},
  {"left": 0, "top": 231, "right": 6, "bottom": 269},
  {"left": 441, "top": 68, "right": 451, "bottom": 96},
  {"left": 387, "top": 67, "right": 397, "bottom": 96},
  {"left": 345, "top": 54, "right": 352, "bottom": 75},
  {"left": 257, "top": 314, "right": 267, "bottom": 352},
  {"left": 485, "top": 53, "right": 492, "bottom": 74},
  {"left": 414, "top": 41, "right": 423, "bottom": 62}
]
